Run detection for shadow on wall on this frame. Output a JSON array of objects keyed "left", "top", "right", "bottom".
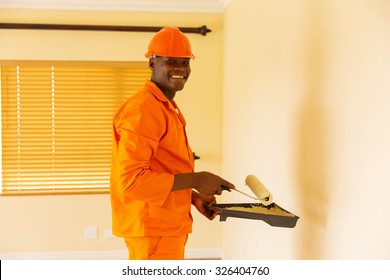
[
  {"left": 297, "top": 94, "right": 329, "bottom": 259},
  {"left": 296, "top": 0, "right": 330, "bottom": 260}
]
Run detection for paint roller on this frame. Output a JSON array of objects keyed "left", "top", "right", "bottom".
[{"left": 245, "top": 175, "right": 273, "bottom": 206}]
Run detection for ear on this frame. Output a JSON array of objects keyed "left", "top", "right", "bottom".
[{"left": 148, "top": 59, "right": 155, "bottom": 71}]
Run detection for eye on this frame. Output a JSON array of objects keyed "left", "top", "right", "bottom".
[{"left": 168, "top": 59, "right": 176, "bottom": 64}]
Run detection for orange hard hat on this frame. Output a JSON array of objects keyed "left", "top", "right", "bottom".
[{"left": 145, "top": 27, "right": 195, "bottom": 59}]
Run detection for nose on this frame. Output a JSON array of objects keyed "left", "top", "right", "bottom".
[{"left": 174, "top": 65, "right": 186, "bottom": 70}]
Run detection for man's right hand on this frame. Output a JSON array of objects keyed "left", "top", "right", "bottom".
[{"left": 172, "top": 171, "right": 235, "bottom": 195}]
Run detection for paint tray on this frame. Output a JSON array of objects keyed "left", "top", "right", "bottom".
[{"left": 208, "top": 203, "right": 299, "bottom": 228}]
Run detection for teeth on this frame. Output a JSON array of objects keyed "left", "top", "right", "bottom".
[{"left": 171, "top": 75, "right": 185, "bottom": 79}]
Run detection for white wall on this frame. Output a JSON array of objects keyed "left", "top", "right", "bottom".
[{"left": 222, "top": 0, "right": 390, "bottom": 259}]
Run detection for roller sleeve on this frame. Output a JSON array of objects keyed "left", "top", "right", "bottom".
[{"left": 245, "top": 175, "right": 273, "bottom": 206}]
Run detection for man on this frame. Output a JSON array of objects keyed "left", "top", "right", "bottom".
[{"left": 110, "top": 27, "right": 235, "bottom": 260}]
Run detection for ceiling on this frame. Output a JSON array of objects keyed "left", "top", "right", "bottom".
[{"left": 0, "top": 0, "right": 232, "bottom": 13}]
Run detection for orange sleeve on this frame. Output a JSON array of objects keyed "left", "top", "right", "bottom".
[{"left": 113, "top": 96, "right": 173, "bottom": 207}]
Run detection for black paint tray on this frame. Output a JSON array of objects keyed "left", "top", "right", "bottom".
[{"left": 208, "top": 203, "right": 299, "bottom": 228}]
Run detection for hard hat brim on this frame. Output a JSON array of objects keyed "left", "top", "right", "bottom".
[{"left": 145, "top": 52, "right": 196, "bottom": 59}]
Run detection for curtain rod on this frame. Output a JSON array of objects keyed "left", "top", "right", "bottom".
[{"left": 0, "top": 23, "right": 211, "bottom": 36}]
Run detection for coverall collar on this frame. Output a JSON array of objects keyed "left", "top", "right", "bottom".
[{"left": 145, "top": 80, "right": 186, "bottom": 126}]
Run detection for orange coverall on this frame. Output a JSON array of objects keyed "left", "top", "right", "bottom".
[{"left": 110, "top": 80, "right": 194, "bottom": 259}]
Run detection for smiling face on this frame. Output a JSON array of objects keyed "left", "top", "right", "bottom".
[{"left": 149, "top": 56, "right": 191, "bottom": 101}]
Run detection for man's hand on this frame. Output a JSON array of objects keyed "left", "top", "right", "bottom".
[
  {"left": 173, "top": 171, "right": 235, "bottom": 195},
  {"left": 191, "top": 191, "right": 218, "bottom": 220}
]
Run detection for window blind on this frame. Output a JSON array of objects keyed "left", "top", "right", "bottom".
[{"left": 1, "top": 61, "right": 150, "bottom": 195}]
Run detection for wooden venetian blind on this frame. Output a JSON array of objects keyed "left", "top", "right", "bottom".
[{"left": 1, "top": 61, "right": 150, "bottom": 195}]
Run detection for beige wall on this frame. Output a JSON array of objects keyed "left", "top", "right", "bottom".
[
  {"left": 0, "top": 9, "right": 224, "bottom": 254},
  {"left": 223, "top": 0, "right": 390, "bottom": 259}
]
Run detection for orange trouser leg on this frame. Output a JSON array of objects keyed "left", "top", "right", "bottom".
[{"left": 124, "top": 235, "right": 188, "bottom": 260}]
